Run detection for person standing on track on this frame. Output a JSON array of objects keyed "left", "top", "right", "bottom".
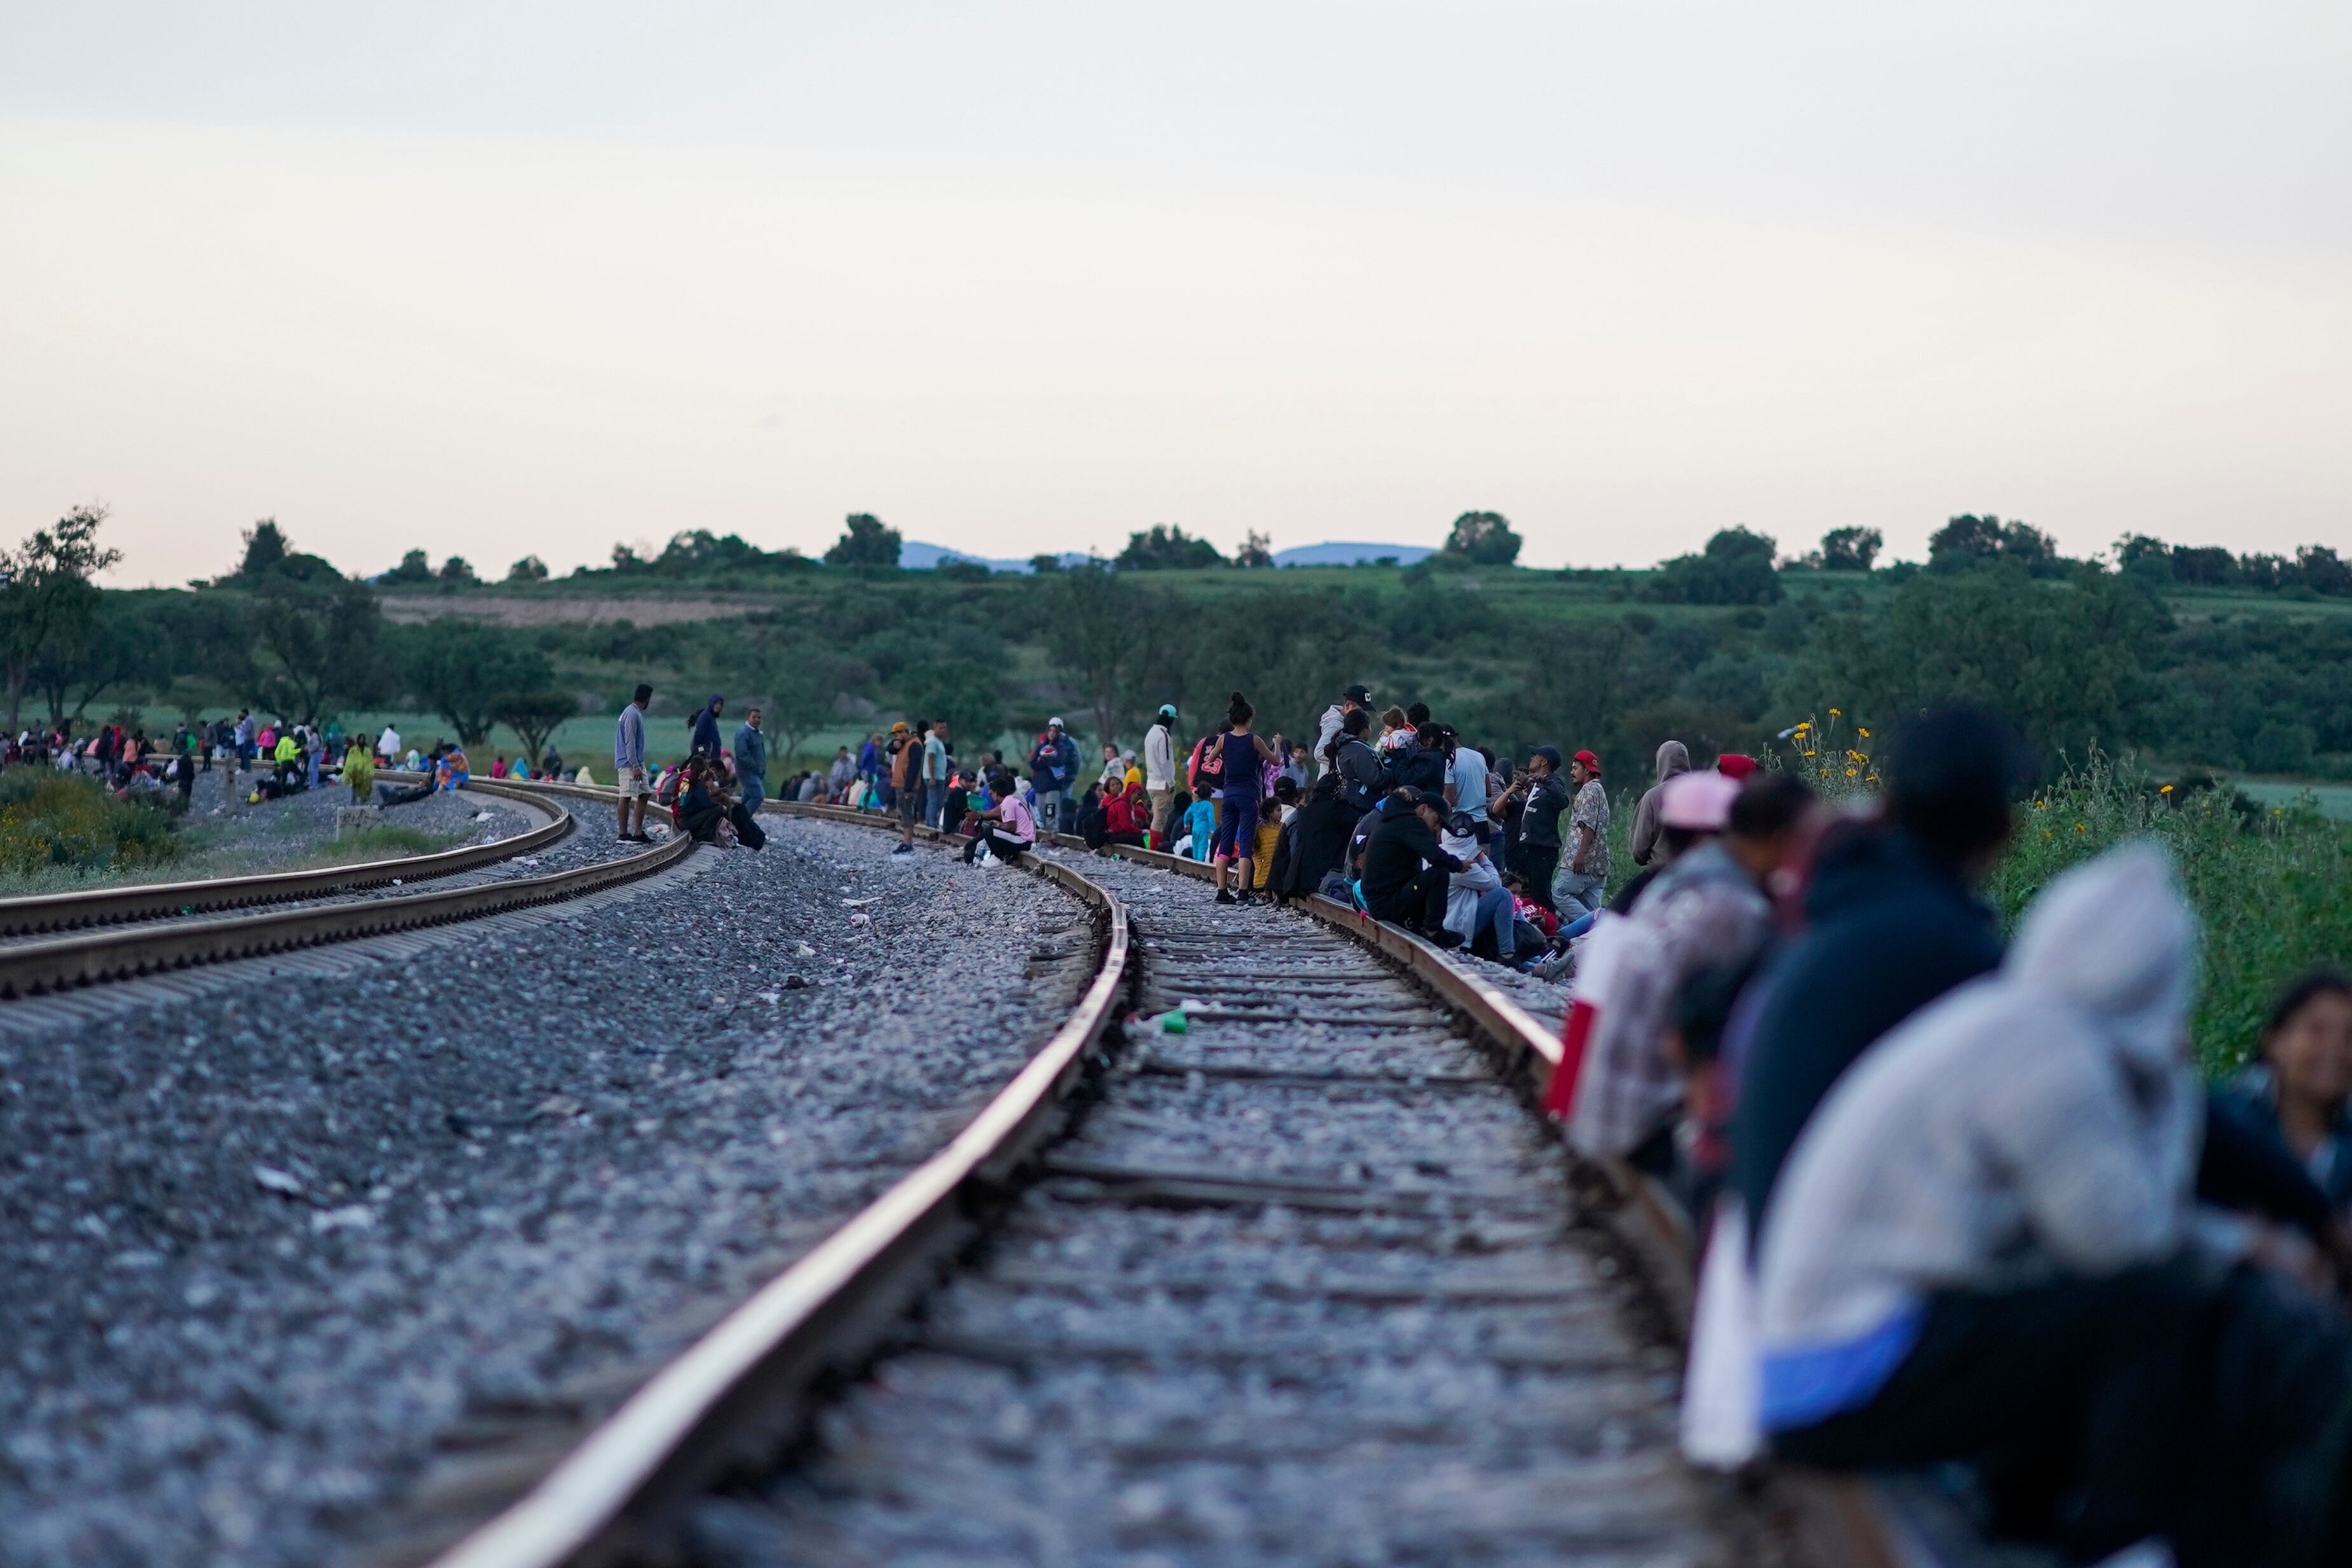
[
  {"left": 1555, "top": 749, "right": 1611, "bottom": 920},
  {"left": 924, "top": 718, "right": 950, "bottom": 829},
  {"left": 1029, "top": 718, "right": 1079, "bottom": 836},
  {"left": 614, "top": 683, "right": 653, "bottom": 843},
  {"left": 734, "top": 706, "right": 768, "bottom": 814},
  {"left": 1210, "top": 692, "right": 1278, "bottom": 906},
  {"left": 891, "top": 719, "right": 927, "bottom": 856},
  {"left": 689, "top": 695, "right": 726, "bottom": 760},
  {"left": 1143, "top": 704, "right": 1179, "bottom": 849},
  {"left": 1494, "top": 745, "right": 1571, "bottom": 913}
]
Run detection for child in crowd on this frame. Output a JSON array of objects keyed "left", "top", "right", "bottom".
[{"left": 1180, "top": 782, "right": 1217, "bottom": 862}]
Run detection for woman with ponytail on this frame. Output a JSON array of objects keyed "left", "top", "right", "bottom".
[{"left": 1211, "top": 692, "right": 1278, "bottom": 906}]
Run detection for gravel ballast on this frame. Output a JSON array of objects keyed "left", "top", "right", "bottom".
[{"left": 0, "top": 820, "right": 1095, "bottom": 1567}]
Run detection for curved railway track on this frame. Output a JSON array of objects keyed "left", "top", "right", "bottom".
[
  {"left": 0, "top": 778, "right": 691, "bottom": 998},
  {"left": 422, "top": 800, "right": 1918, "bottom": 1568}
]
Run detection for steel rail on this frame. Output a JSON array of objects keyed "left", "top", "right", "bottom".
[
  {"left": 437, "top": 791, "right": 1929, "bottom": 1568},
  {"left": 0, "top": 803, "right": 689, "bottom": 998},
  {"left": 0, "top": 776, "right": 572, "bottom": 937},
  {"left": 426, "top": 805, "right": 1128, "bottom": 1568}
]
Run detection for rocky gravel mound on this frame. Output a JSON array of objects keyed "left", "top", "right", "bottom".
[{"left": 0, "top": 821, "right": 1095, "bottom": 1567}]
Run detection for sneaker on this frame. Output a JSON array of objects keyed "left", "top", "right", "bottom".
[
  {"left": 1235, "top": 890, "right": 1256, "bottom": 906},
  {"left": 1428, "top": 928, "right": 1467, "bottom": 951},
  {"left": 1215, "top": 889, "right": 1237, "bottom": 905},
  {"left": 891, "top": 844, "right": 913, "bottom": 857}
]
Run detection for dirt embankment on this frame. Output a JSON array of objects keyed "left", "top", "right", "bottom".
[{"left": 376, "top": 595, "right": 762, "bottom": 627}]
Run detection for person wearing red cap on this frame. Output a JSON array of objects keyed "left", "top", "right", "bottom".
[{"left": 1555, "top": 749, "right": 1610, "bottom": 921}]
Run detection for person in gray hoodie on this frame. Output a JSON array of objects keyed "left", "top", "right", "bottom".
[
  {"left": 1757, "top": 845, "right": 2352, "bottom": 1567},
  {"left": 1630, "top": 739, "right": 1691, "bottom": 867}
]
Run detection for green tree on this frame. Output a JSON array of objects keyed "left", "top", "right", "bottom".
[
  {"left": 1650, "top": 528, "right": 1782, "bottom": 605},
  {"left": 247, "top": 578, "right": 390, "bottom": 723},
  {"left": 1796, "top": 564, "right": 2167, "bottom": 769},
  {"left": 898, "top": 658, "right": 1005, "bottom": 754},
  {"left": 493, "top": 686, "right": 577, "bottom": 764},
  {"left": 1046, "top": 562, "right": 1151, "bottom": 742},
  {"left": 1117, "top": 524, "right": 1224, "bottom": 571},
  {"left": 1814, "top": 526, "right": 1882, "bottom": 572},
  {"left": 505, "top": 554, "right": 549, "bottom": 583},
  {"left": 1029, "top": 552, "right": 1065, "bottom": 574},
  {"left": 1930, "top": 514, "right": 2062, "bottom": 578},
  {"left": 1236, "top": 529, "right": 1275, "bottom": 568},
  {"left": 29, "top": 594, "right": 174, "bottom": 724},
  {"left": 757, "top": 646, "right": 859, "bottom": 768},
  {"left": 398, "top": 621, "right": 552, "bottom": 746},
  {"left": 383, "top": 549, "right": 435, "bottom": 585},
  {"left": 1439, "top": 510, "right": 1522, "bottom": 567},
  {"left": 437, "top": 555, "right": 479, "bottom": 587},
  {"left": 238, "top": 518, "right": 289, "bottom": 578},
  {"left": 1, "top": 504, "right": 121, "bottom": 730},
  {"left": 824, "top": 513, "right": 902, "bottom": 568}
]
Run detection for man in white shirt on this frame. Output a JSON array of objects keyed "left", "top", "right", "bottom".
[
  {"left": 377, "top": 723, "right": 401, "bottom": 767},
  {"left": 1143, "top": 704, "right": 1179, "bottom": 848}
]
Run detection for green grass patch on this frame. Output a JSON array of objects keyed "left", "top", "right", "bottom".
[{"left": 0, "top": 771, "right": 181, "bottom": 888}]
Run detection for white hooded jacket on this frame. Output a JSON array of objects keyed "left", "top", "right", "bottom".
[{"left": 1754, "top": 844, "right": 2203, "bottom": 1431}]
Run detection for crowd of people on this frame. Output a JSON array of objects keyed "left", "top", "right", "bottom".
[{"left": 631, "top": 681, "right": 2352, "bottom": 1565}]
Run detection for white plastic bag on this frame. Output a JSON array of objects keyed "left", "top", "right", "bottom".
[{"left": 1679, "top": 1197, "right": 1763, "bottom": 1469}]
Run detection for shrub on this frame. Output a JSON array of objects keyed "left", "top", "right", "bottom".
[{"left": 0, "top": 772, "right": 181, "bottom": 881}]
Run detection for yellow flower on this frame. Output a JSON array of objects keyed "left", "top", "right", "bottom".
[
  {"left": 1857, "top": 727, "right": 1870, "bottom": 738},
  {"left": 2159, "top": 784, "right": 2174, "bottom": 794},
  {"left": 1829, "top": 707, "right": 1842, "bottom": 716},
  {"left": 1845, "top": 768, "right": 1859, "bottom": 777},
  {"left": 2075, "top": 822, "right": 2087, "bottom": 832},
  {"left": 2042, "top": 830, "right": 2053, "bottom": 839}
]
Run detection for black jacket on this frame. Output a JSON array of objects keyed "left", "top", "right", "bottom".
[
  {"left": 1730, "top": 824, "right": 2003, "bottom": 1239},
  {"left": 1381, "top": 744, "right": 1447, "bottom": 798},
  {"left": 1271, "top": 792, "right": 1362, "bottom": 897},
  {"left": 1330, "top": 737, "right": 1385, "bottom": 813},
  {"left": 1359, "top": 809, "right": 1465, "bottom": 910}
]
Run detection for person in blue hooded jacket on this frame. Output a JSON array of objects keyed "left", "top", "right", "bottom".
[{"left": 690, "top": 694, "right": 725, "bottom": 760}]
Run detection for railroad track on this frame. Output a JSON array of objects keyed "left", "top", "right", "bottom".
[
  {"left": 421, "top": 801, "right": 1929, "bottom": 1568},
  {"left": 0, "top": 777, "right": 691, "bottom": 998}
]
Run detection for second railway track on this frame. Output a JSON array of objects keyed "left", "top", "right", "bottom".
[
  {"left": 429, "top": 803, "right": 1796, "bottom": 1568},
  {"left": 0, "top": 778, "right": 691, "bottom": 998}
]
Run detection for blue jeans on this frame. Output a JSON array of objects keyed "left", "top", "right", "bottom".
[
  {"left": 926, "top": 781, "right": 946, "bottom": 829},
  {"left": 1470, "top": 885, "right": 1516, "bottom": 957},
  {"left": 1553, "top": 869, "right": 1606, "bottom": 922},
  {"left": 741, "top": 774, "right": 765, "bottom": 814}
]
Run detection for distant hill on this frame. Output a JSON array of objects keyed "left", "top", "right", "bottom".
[
  {"left": 1272, "top": 542, "right": 1434, "bottom": 567},
  {"left": 901, "top": 542, "right": 1092, "bottom": 573},
  {"left": 899, "top": 539, "right": 1434, "bottom": 571}
]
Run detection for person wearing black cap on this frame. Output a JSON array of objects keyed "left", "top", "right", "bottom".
[
  {"left": 1314, "top": 683, "right": 1375, "bottom": 777},
  {"left": 1494, "top": 745, "right": 1572, "bottom": 914},
  {"left": 1732, "top": 704, "right": 2020, "bottom": 1239},
  {"left": 1359, "top": 786, "right": 1468, "bottom": 944}
]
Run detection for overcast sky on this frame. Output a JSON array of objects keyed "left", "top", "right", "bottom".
[{"left": 3, "top": 1, "right": 2346, "bottom": 584}]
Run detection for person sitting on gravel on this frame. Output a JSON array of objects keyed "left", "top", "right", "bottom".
[
  {"left": 434, "top": 745, "right": 470, "bottom": 793},
  {"left": 962, "top": 771, "right": 1037, "bottom": 866},
  {"left": 1084, "top": 774, "right": 1147, "bottom": 851}
]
